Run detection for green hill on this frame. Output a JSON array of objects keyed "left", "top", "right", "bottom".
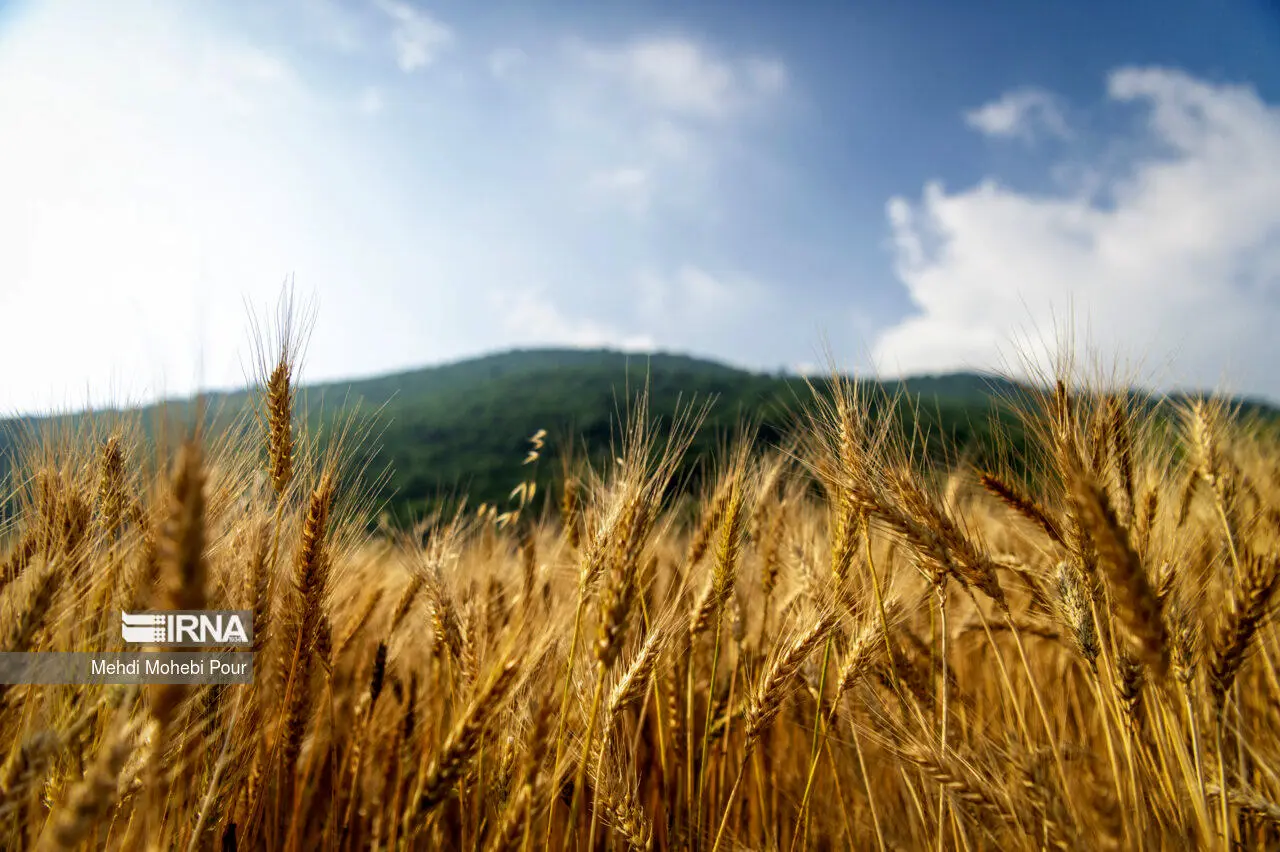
[
  {"left": 2, "top": 348, "right": 1274, "bottom": 521},
  {"left": 294, "top": 350, "right": 1037, "bottom": 519}
]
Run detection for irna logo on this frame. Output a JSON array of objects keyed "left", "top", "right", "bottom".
[{"left": 120, "top": 610, "right": 253, "bottom": 647}]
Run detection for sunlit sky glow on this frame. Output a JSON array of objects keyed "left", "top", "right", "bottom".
[{"left": 2, "top": 0, "right": 1280, "bottom": 414}]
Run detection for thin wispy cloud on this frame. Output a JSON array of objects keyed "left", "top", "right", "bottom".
[
  {"left": 965, "top": 86, "right": 1070, "bottom": 142},
  {"left": 357, "top": 85, "right": 385, "bottom": 115},
  {"left": 554, "top": 34, "right": 789, "bottom": 214},
  {"left": 569, "top": 35, "right": 787, "bottom": 121},
  {"left": 488, "top": 46, "right": 527, "bottom": 80},
  {"left": 634, "top": 265, "right": 772, "bottom": 327},
  {"left": 586, "top": 166, "right": 653, "bottom": 213},
  {"left": 374, "top": 0, "right": 453, "bottom": 72},
  {"left": 490, "top": 286, "right": 657, "bottom": 352}
]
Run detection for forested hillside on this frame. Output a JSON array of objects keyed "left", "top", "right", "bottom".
[{"left": 3, "top": 348, "right": 1273, "bottom": 521}]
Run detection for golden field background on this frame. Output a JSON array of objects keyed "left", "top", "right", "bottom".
[{"left": 2, "top": 319, "right": 1280, "bottom": 851}]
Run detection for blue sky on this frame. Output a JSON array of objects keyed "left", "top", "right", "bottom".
[{"left": 2, "top": 0, "right": 1280, "bottom": 413}]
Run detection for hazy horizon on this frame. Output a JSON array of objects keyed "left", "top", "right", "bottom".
[{"left": 5, "top": 342, "right": 1278, "bottom": 423}]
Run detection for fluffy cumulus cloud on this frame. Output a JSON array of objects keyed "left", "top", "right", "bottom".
[
  {"left": 878, "top": 68, "right": 1280, "bottom": 396},
  {"left": 964, "top": 86, "right": 1070, "bottom": 142}
]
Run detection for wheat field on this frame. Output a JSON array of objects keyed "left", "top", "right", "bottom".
[{"left": 2, "top": 322, "right": 1280, "bottom": 851}]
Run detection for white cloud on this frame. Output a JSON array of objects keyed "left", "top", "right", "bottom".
[
  {"left": 573, "top": 36, "right": 786, "bottom": 120},
  {"left": 964, "top": 86, "right": 1069, "bottom": 142},
  {"left": 878, "top": 67, "right": 1280, "bottom": 395},
  {"left": 488, "top": 47, "right": 527, "bottom": 80},
  {"left": 374, "top": 0, "right": 453, "bottom": 72},
  {"left": 490, "top": 287, "right": 656, "bottom": 351}
]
